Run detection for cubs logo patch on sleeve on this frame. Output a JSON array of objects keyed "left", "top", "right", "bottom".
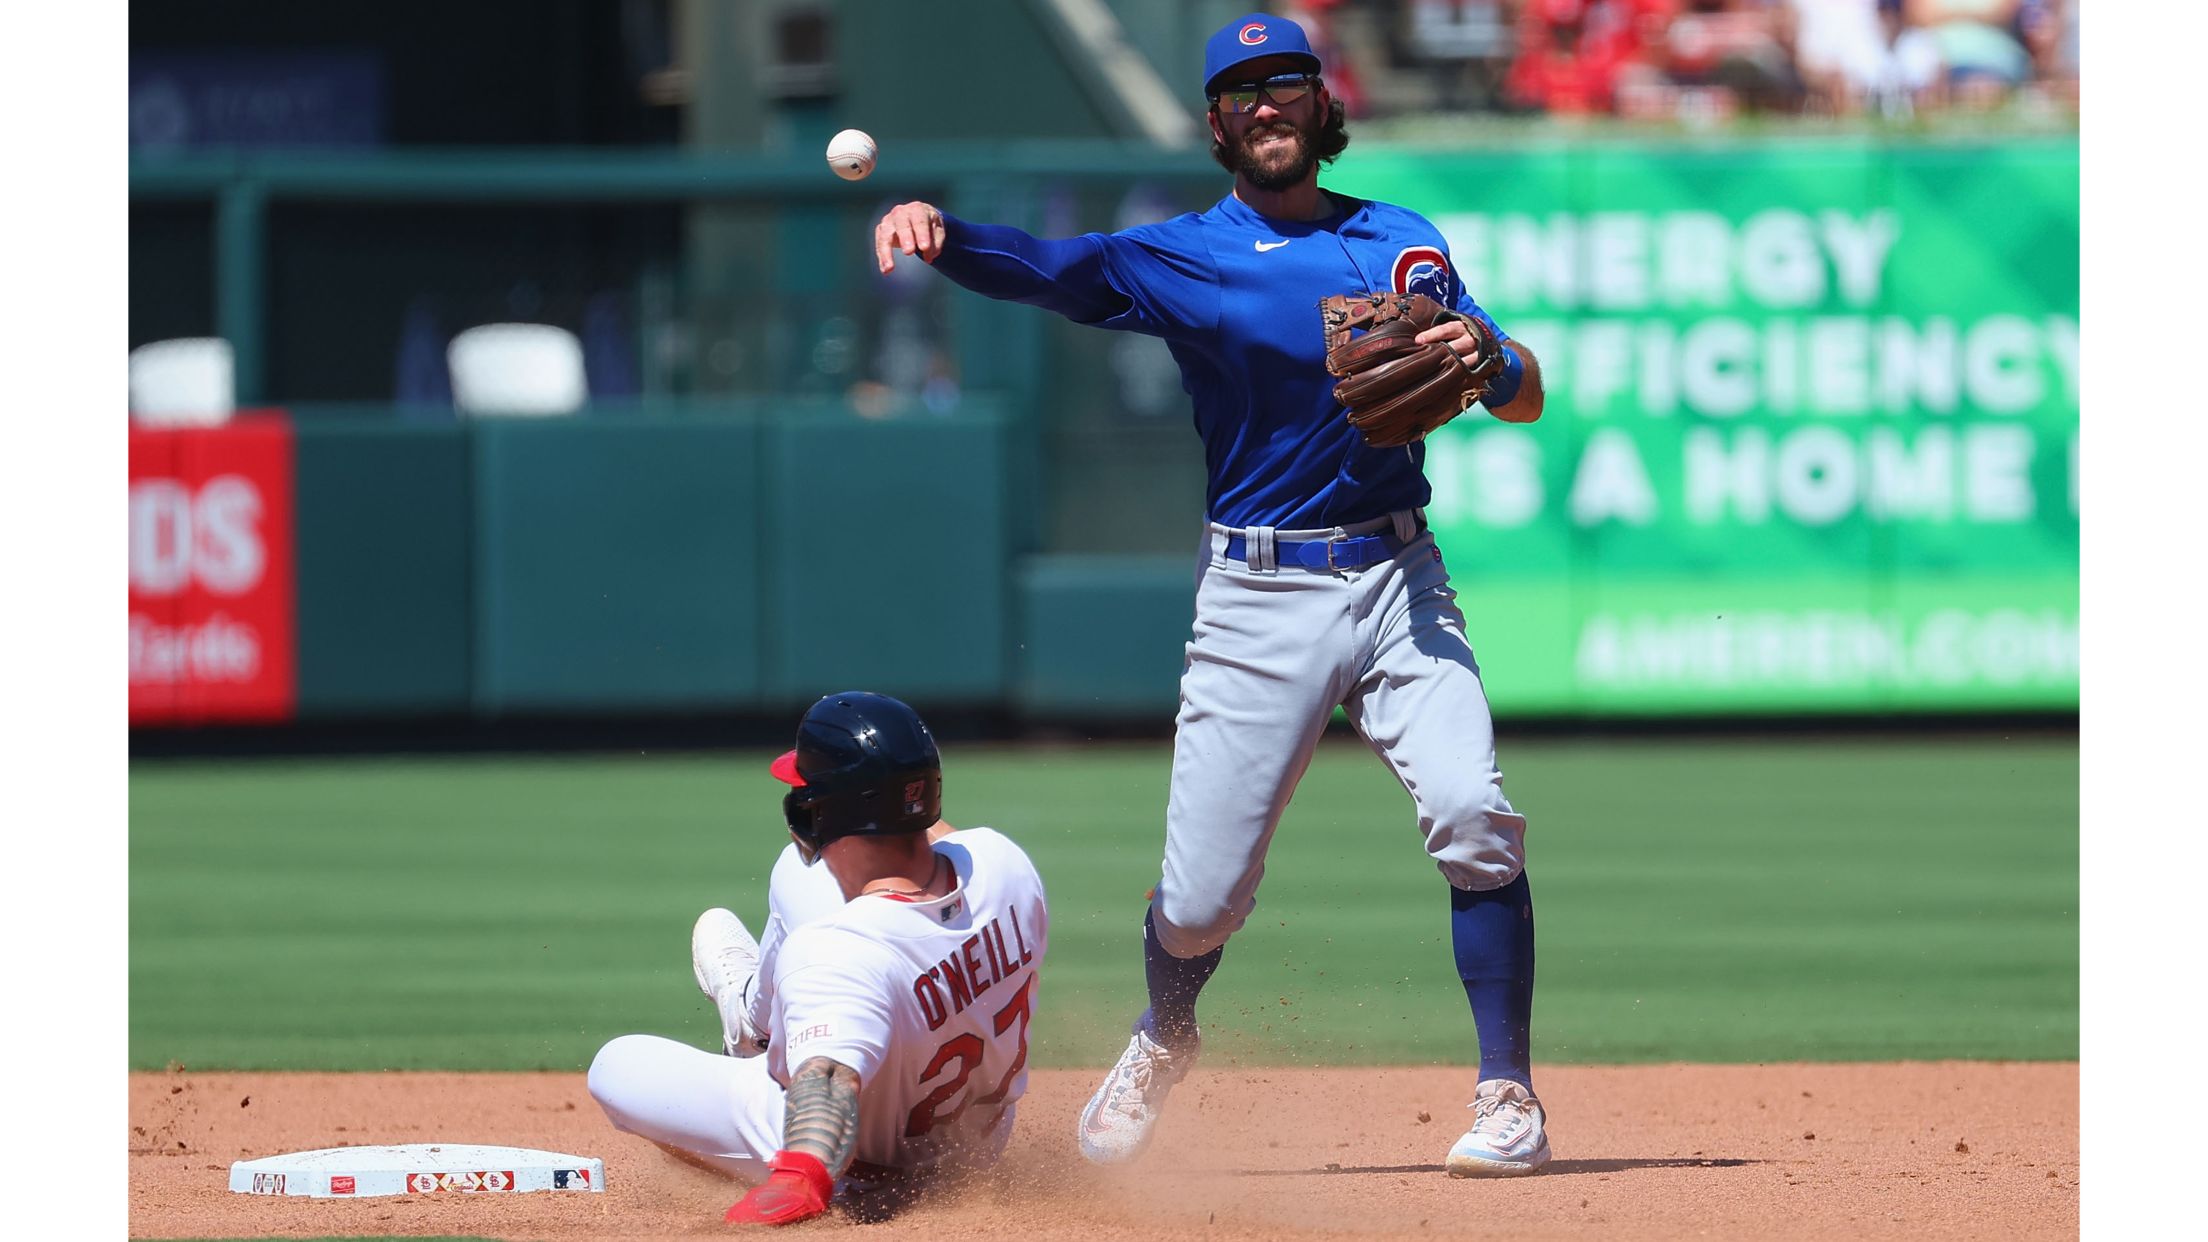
[{"left": 1391, "top": 246, "right": 1456, "bottom": 305}]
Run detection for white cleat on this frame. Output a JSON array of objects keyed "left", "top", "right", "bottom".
[
  {"left": 691, "top": 908, "right": 767, "bottom": 1058},
  {"left": 1446, "top": 1079, "right": 1552, "bottom": 1177},
  {"left": 1077, "top": 1025, "right": 1197, "bottom": 1165}
]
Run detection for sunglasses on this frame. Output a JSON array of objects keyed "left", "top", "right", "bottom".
[{"left": 1209, "top": 73, "right": 1318, "bottom": 115}]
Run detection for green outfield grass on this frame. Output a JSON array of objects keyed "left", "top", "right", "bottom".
[{"left": 128, "top": 735, "right": 2077, "bottom": 1071}]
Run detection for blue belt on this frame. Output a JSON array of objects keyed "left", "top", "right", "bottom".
[{"left": 1224, "top": 529, "right": 1407, "bottom": 571}]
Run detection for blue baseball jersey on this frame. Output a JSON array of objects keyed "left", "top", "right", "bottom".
[{"left": 932, "top": 190, "right": 1511, "bottom": 530}]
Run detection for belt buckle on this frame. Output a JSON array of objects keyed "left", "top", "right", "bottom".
[{"left": 1325, "top": 531, "right": 1349, "bottom": 572}]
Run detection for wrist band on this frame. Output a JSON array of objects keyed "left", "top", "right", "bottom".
[
  {"left": 1482, "top": 345, "right": 1525, "bottom": 409},
  {"left": 768, "top": 1149, "right": 835, "bottom": 1197}
]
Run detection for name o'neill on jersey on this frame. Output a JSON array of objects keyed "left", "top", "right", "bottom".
[
  {"left": 913, "top": 910, "right": 1037, "bottom": 1030},
  {"left": 1392, "top": 246, "right": 1457, "bottom": 304}
]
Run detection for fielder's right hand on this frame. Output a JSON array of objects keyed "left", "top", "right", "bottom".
[{"left": 874, "top": 201, "right": 947, "bottom": 274}]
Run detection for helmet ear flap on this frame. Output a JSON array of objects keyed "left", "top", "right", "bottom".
[{"left": 783, "top": 788, "right": 825, "bottom": 866}]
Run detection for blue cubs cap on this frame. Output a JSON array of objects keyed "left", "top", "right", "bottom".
[{"left": 1204, "top": 12, "right": 1323, "bottom": 96}]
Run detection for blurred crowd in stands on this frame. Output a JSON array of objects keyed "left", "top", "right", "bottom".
[{"left": 1282, "top": 0, "right": 2078, "bottom": 123}]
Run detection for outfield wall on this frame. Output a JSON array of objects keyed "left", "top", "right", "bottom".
[
  {"left": 128, "top": 139, "right": 2077, "bottom": 726},
  {"left": 130, "top": 404, "right": 1023, "bottom": 724}
]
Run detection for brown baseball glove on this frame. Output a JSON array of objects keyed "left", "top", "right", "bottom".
[{"left": 1320, "top": 292, "right": 1508, "bottom": 448}]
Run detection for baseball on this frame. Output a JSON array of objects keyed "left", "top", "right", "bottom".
[{"left": 826, "top": 128, "right": 877, "bottom": 181}]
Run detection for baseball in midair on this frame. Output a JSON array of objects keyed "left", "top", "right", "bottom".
[{"left": 826, "top": 129, "right": 877, "bottom": 181}]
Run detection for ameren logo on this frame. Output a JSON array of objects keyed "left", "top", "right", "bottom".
[
  {"left": 1576, "top": 607, "right": 2078, "bottom": 692},
  {"left": 130, "top": 475, "right": 266, "bottom": 597}
]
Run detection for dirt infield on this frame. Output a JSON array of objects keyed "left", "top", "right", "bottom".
[{"left": 130, "top": 1062, "right": 2074, "bottom": 1240}]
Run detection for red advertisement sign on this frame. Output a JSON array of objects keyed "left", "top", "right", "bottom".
[{"left": 128, "top": 414, "right": 296, "bottom": 724}]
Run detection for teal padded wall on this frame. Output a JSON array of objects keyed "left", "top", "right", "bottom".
[
  {"left": 293, "top": 422, "right": 473, "bottom": 716},
  {"left": 469, "top": 415, "right": 766, "bottom": 712},
  {"left": 761, "top": 402, "right": 1011, "bottom": 704},
  {"left": 1014, "top": 555, "right": 1192, "bottom": 717}
]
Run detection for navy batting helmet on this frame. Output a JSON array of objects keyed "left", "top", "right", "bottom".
[{"left": 770, "top": 691, "right": 942, "bottom": 861}]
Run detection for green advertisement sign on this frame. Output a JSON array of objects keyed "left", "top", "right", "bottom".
[{"left": 1332, "top": 141, "right": 2079, "bottom": 715}]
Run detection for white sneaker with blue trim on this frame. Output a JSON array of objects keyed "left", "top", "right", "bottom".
[
  {"left": 1446, "top": 1078, "right": 1552, "bottom": 1177},
  {"left": 1076, "top": 1025, "right": 1198, "bottom": 1165}
]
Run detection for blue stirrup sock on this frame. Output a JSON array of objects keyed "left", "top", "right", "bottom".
[
  {"left": 1140, "top": 906, "right": 1222, "bottom": 1049},
  {"left": 1451, "top": 871, "right": 1536, "bottom": 1089}
]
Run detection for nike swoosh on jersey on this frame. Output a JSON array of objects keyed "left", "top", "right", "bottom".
[{"left": 1254, "top": 239, "right": 1291, "bottom": 252}]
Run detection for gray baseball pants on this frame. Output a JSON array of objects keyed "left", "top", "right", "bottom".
[{"left": 1150, "top": 511, "right": 1529, "bottom": 960}]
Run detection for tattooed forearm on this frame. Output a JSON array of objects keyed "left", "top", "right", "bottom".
[{"left": 782, "top": 1056, "right": 862, "bottom": 1173}]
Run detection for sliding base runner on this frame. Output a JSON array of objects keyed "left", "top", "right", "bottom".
[{"left": 228, "top": 1143, "right": 604, "bottom": 1197}]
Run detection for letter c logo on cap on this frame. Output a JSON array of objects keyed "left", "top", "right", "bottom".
[{"left": 1239, "top": 22, "right": 1268, "bottom": 45}]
